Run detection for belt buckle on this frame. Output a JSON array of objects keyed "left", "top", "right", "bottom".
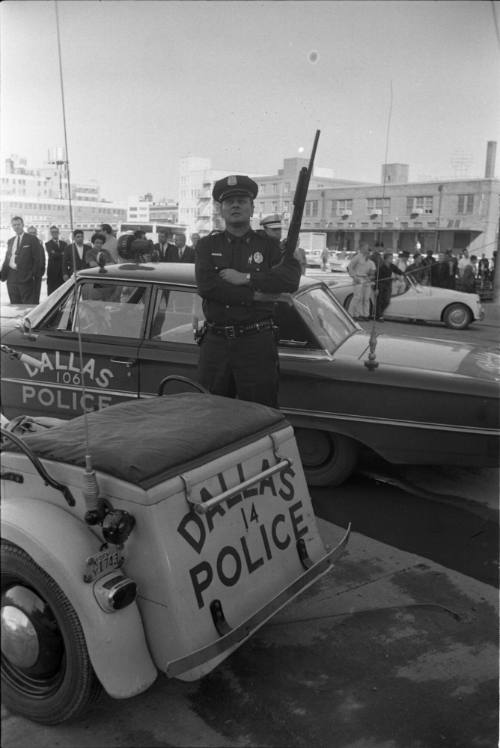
[{"left": 225, "top": 325, "right": 236, "bottom": 338}]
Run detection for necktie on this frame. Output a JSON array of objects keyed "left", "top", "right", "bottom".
[{"left": 179, "top": 248, "right": 183, "bottom": 260}]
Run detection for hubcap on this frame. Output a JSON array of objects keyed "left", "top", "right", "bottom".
[
  {"left": 449, "top": 307, "right": 467, "bottom": 325},
  {"left": 295, "top": 429, "right": 332, "bottom": 467},
  {"left": 1, "top": 606, "right": 39, "bottom": 668},
  {"left": 1, "top": 585, "right": 63, "bottom": 678}
]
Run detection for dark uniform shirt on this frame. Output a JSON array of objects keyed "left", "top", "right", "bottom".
[{"left": 195, "top": 229, "right": 301, "bottom": 324}]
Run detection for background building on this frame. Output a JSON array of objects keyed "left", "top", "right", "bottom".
[
  {"left": 0, "top": 153, "right": 126, "bottom": 245},
  {"left": 307, "top": 141, "right": 499, "bottom": 258},
  {"left": 178, "top": 141, "right": 498, "bottom": 259}
]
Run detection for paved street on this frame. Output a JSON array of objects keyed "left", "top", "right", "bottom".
[
  {"left": 2, "top": 515, "right": 497, "bottom": 748},
  {"left": 1, "top": 285, "right": 499, "bottom": 748}
]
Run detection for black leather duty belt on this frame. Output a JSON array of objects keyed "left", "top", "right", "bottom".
[{"left": 207, "top": 318, "right": 275, "bottom": 339}]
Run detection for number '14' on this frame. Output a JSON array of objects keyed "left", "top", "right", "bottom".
[{"left": 241, "top": 503, "right": 259, "bottom": 530}]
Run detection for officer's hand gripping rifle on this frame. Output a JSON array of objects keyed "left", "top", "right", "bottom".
[{"left": 282, "top": 130, "right": 320, "bottom": 258}]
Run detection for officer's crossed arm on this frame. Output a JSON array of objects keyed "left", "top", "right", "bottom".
[{"left": 195, "top": 244, "right": 254, "bottom": 306}]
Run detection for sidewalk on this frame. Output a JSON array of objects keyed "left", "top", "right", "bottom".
[{"left": 3, "top": 521, "right": 497, "bottom": 748}]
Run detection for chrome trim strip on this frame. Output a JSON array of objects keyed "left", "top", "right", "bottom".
[
  {"left": 282, "top": 406, "right": 499, "bottom": 437},
  {"left": 165, "top": 525, "right": 350, "bottom": 677}
]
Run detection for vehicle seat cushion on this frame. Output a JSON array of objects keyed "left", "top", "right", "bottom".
[{"left": 15, "top": 394, "right": 287, "bottom": 487}]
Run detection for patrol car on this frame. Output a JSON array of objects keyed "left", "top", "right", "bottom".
[
  {"left": 1, "top": 262, "right": 499, "bottom": 486},
  {"left": 1, "top": 384, "right": 350, "bottom": 723}
]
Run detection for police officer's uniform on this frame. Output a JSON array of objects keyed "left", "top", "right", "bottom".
[{"left": 195, "top": 175, "right": 301, "bottom": 407}]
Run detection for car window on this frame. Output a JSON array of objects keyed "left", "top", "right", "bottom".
[
  {"left": 391, "top": 276, "right": 409, "bottom": 297},
  {"left": 38, "top": 282, "right": 148, "bottom": 338},
  {"left": 149, "top": 288, "right": 204, "bottom": 343},
  {"left": 289, "top": 286, "right": 356, "bottom": 353},
  {"left": 275, "top": 299, "right": 322, "bottom": 349}
]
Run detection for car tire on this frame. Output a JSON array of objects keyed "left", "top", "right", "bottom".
[
  {"left": 442, "top": 303, "right": 472, "bottom": 330},
  {"left": 1, "top": 542, "right": 101, "bottom": 725},
  {"left": 294, "top": 428, "right": 359, "bottom": 486}
]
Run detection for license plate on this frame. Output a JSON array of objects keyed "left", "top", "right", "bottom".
[{"left": 84, "top": 548, "right": 124, "bottom": 583}]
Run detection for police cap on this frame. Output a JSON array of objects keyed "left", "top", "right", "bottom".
[
  {"left": 260, "top": 213, "right": 282, "bottom": 229},
  {"left": 212, "top": 175, "right": 258, "bottom": 203}
]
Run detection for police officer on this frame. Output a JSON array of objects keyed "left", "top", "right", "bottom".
[
  {"left": 195, "top": 175, "right": 301, "bottom": 408},
  {"left": 259, "top": 213, "right": 282, "bottom": 242}
]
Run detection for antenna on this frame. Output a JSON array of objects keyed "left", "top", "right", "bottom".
[{"left": 54, "top": 0, "right": 99, "bottom": 514}]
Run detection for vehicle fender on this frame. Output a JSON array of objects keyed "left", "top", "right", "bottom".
[{"left": 1, "top": 499, "right": 158, "bottom": 699}]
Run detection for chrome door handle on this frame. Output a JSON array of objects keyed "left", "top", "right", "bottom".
[{"left": 110, "top": 358, "right": 137, "bottom": 367}]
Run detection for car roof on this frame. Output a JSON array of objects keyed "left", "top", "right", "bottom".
[
  {"left": 76, "top": 262, "right": 320, "bottom": 291},
  {"left": 76, "top": 262, "right": 197, "bottom": 285}
]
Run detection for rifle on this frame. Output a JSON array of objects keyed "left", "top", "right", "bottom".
[{"left": 283, "top": 130, "right": 321, "bottom": 257}]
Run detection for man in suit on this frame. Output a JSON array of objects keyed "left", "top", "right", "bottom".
[
  {"left": 27, "top": 225, "right": 46, "bottom": 303},
  {"left": 45, "top": 224, "right": 68, "bottom": 294},
  {"left": 166, "top": 232, "right": 196, "bottom": 262},
  {"left": 153, "top": 229, "right": 176, "bottom": 262},
  {"left": 62, "top": 229, "right": 92, "bottom": 280},
  {"left": 1, "top": 216, "right": 42, "bottom": 303}
]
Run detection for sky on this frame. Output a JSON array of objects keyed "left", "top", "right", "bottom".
[{"left": 1, "top": 0, "right": 499, "bottom": 203}]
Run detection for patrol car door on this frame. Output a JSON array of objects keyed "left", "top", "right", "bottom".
[
  {"left": 1, "top": 279, "right": 149, "bottom": 420},
  {"left": 138, "top": 285, "right": 203, "bottom": 395}
]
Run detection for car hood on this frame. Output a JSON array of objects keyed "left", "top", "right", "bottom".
[{"left": 340, "top": 330, "right": 500, "bottom": 383}]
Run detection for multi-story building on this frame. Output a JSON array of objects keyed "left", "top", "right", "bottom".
[
  {"left": 178, "top": 154, "right": 363, "bottom": 235},
  {"left": 0, "top": 153, "right": 126, "bottom": 245},
  {"left": 304, "top": 144, "right": 499, "bottom": 259},
  {"left": 149, "top": 198, "right": 179, "bottom": 225},
  {"left": 178, "top": 157, "right": 227, "bottom": 234},
  {"left": 179, "top": 142, "right": 499, "bottom": 259},
  {"left": 126, "top": 194, "right": 152, "bottom": 224}
]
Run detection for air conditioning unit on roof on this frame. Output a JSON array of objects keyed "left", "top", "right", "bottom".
[{"left": 341, "top": 209, "right": 352, "bottom": 217}]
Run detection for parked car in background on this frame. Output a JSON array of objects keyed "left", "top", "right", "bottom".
[
  {"left": 1, "top": 264, "right": 498, "bottom": 486},
  {"left": 328, "top": 251, "right": 355, "bottom": 273},
  {"left": 314, "top": 272, "right": 485, "bottom": 330}
]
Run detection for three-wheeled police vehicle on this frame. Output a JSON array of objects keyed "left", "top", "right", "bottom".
[{"left": 1, "top": 363, "right": 350, "bottom": 725}]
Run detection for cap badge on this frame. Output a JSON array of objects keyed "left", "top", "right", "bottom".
[
  {"left": 253, "top": 251, "right": 264, "bottom": 264},
  {"left": 227, "top": 175, "right": 237, "bottom": 186}
]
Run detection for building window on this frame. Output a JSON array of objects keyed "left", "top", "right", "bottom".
[
  {"left": 457, "top": 194, "right": 474, "bottom": 214},
  {"left": 367, "top": 197, "right": 390, "bottom": 214},
  {"left": 272, "top": 183, "right": 278, "bottom": 194},
  {"left": 333, "top": 199, "right": 353, "bottom": 216},
  {"left": 407, "top": 196, "right": 433, "bottom": 214}
]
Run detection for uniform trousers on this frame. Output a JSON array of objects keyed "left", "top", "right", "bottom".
[{"left": 198, "top": 329, "right": 279, "bottom": 408}]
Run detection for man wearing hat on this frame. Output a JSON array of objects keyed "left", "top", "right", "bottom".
[
  {"left": 195, "top": 175, "right": 301, "bottom": 408},
  {"left": 260, "top": 213, "right": 282, "bottom": 242}
]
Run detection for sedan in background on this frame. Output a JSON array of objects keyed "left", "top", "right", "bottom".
[
  {"left": 315, "top": 273, "right": 485, "bottom": 330},
  {"left": 1, "top": 263, "right": 498, "bottom": 486}
]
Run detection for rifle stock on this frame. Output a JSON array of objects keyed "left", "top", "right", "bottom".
[{"left": 283, "top": 130, "right": 320, "bottom": 257}]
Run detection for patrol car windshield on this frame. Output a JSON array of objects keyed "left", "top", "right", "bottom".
[
  {"left": 22, "top": 277, "right": 74, "bottom": 329},
  {"left": 291, "top": 285, "right": 357, "bottom": 353}
]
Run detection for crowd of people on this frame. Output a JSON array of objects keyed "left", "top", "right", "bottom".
[
  {"left": 0, "top": 217, "right": 202, "bottom": 304},
  {"left": 1, "top": 214, "right": 496, "bottom": 316},
  {"left": 346, "top": 242, "right": 496, "bottom": 321}
]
